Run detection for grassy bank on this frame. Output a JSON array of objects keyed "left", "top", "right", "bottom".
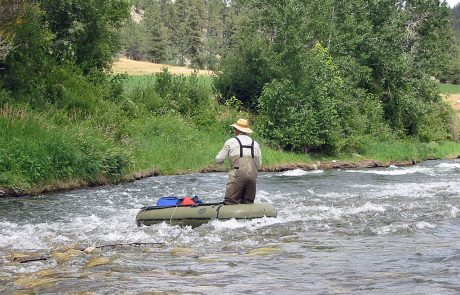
[
  {"left": 1, "top": 103, "right": 459, "bottom": 196},
  {"left": 1, "top": 75, "right": 460, "bottom": 197}
]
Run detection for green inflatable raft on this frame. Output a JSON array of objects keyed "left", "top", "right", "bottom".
[{"left": 136, "top": 202, "right": 277, "bottom": 227}]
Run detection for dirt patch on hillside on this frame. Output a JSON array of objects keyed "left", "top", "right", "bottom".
[
  {"left": 111, "top": 57, "right": 213, "bottom": 76},
  {"left": 443, "top": 94, "right": 460, "bottom": 110}
]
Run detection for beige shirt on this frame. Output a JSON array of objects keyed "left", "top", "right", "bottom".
[{"left": 215, "top": 135, "right": 262, "bottom": 170}]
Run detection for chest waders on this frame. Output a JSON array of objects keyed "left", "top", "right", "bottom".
[{"left": 224, "top": 137, "right": 259, "bottom": 205}]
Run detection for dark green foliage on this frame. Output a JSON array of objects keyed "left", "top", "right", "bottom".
[
  {"left": 187, "top": 0, "right": 206, "bottom": 68},
  {"left": 128, "top": 69, "right": 213, "bottom": 117},
  {"left": 258, "top": 43, "right": 342, "bottom": 153},
  {"left": 143, "top": 2, "right": 171, "bottom": 63},
  {"left": 120, "top": 18, "right": 149, "bottom": 60},
  {"left": 216, "top": 0, "right": 458, "bottom": 153},
  {"left": 2, "top": 5, "right": 55, "bottom": 101},
  {"left": 1, "top": 3, "right": 128, "bottom": 113},
  {"left": 213, "top": 36, "right": 277, "bottom": 110},
  {"left": 39, "top": 0, "right": 130, "bottom": 74}
]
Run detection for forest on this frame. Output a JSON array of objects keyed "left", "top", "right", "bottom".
[{"left": 1, "top": 0, "right": 460, "bottom": 195}]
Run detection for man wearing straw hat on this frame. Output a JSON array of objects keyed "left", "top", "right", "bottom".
[{"left": 215, "top": 118, "right": 262, "bottom": 205}]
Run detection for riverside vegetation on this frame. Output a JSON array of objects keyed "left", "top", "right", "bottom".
[
  {"left": 1, "top": 1, "right": 460, "bottom": 196},
  {"left": 1, "top": 71, "right": 459, "bottom": 196}
]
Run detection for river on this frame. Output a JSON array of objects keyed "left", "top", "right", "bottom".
[{"left": 1, "top": 159, "right": 459, "bottom": 294}]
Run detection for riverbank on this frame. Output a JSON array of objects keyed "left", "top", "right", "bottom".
[
  {"left": 2, "top": 73, "right": 460, "bottom": 198},
  {"left": 2, "top": 153, "right": 459, "bottom": 198}
]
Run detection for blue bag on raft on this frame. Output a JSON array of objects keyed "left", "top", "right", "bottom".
[{"left": 156, "top": 197, "right": 180, "bottom": 207}]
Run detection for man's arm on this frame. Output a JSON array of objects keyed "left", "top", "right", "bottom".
[{"left": 215, "top": 140, "right": 231, "bottom": 164}]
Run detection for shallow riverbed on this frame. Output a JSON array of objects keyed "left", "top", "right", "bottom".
[{"left": 1, "top": 159, "right": 459, "bottom": 294}]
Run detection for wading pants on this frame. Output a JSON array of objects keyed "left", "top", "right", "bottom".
[{"left": 224, "top": 156, "right": 258, "bottom": 204}]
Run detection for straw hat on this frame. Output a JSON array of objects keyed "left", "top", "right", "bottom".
[{"left": 231, "top": 118, "right": 253, "bottom": 133}]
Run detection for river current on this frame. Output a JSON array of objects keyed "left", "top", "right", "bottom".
[{"left": 1, "top": 159, "right": 459, "bottom": 294}]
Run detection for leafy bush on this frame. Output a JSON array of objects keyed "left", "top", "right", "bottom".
[
  {"left": 258, "top": 43, "right": 342, "bottom": 154},
  {"left": 129, "top": 69, "right": 213, "bottom": 117},
  {"left": 384, "top": 79, "right": 453, "bottom": 142},
  {"left": 213, "top": 36, "right": 278, "bottom": 110}
]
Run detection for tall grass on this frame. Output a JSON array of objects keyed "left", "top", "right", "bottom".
[
  {"left": 126, "top": 114, "right": 227, "bottom": 174},
  {"left": 122, "top": 74, "right": 214, "bottom": 91},
  {"left": 359, "top": 140, "right": 460, "bottom": 162},
  {"left": 0, "top": 105, "right": 132, "bottom": 192}
]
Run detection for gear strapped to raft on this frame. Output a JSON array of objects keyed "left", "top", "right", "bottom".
[{"left": 234, "top": 136, "right": 254, "bottom": 158}]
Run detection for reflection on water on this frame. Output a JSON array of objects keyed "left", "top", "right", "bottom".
[{"left": 1, "top": 159, "right": 459, "bottom": 294}]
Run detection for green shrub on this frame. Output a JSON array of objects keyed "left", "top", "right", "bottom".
[
  {"left": 213, "top": 36, "right": 277, "bottom": 110},
  {"left": 128, "top": 69, "right": 213, "bottom": 118},
  {"left": 258, "top": 43, "right": 342, "bottom": 154}
]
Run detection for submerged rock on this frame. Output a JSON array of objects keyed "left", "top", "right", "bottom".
[
  {"left": 84, "top": 256, "right": 111, "bottom": 268},
  {"left": 15, "top": 276, "right": 58, "bottom": 289},
  {"left": 246, "top": 247, "right": 281, "bottom": 256},
  {"left": 170, "top": 247, "right": 197, "bottom": 257},
  {"left": 51, "top": 248, "right": 83, "bottom": 264}
]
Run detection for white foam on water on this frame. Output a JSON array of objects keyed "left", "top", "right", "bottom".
[
  {"left": 345, "top": 166, "right": 434, "bottom": 176},
  {"left": 368, "top": 180, "right": 460, "bottom": 199},
  {"left": 314, "top": 191, "right": 357, "bottom": 200},
  {"left": 416, "top": 221, "right": 436, "bottom": 229},
  {"left": 374, "top": 223, "right": 413, "bottom": 235},
  {"left": 0, "top": 206, "right": 162, "bottom": 251},
  {"left": 255, "top": 190, "right": 276, "bottom": 203},
  {"left": 448, "top": 205, "right": 459, "bottom": 218},
  {"left": 347, "top": 202, "right": 386, "bottom": 214},
  {"left": 2, "top": 161, "right": 458, "bottom": 254},
  {"left": 271, "top": 200, "right": 388, "bottom": 226},
  {"left": 208, "top": 215, "right": 282, "bottom": 231},
  {"left": 280, "top": 169, "right": 324, "bottom": 176},
  {"left": 0, "top": 221, "right": 42, "bottom": 250},
  {"left": 436, "top": 163, "right": 460, "bottom": 170},
  {"left": 374, "top": 221, "right": 437, "bottom": 235}
]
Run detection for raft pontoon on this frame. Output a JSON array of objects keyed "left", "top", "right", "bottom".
[{"left": 136, "top": 202, "right": 277, "bottom": 227}]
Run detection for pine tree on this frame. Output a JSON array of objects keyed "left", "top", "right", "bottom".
[
  {"left": 187, "top": 0, "right": 206, "bottom": 68},
  {"left": 173, "top": 0, "right": 190, "bottom": 66},
  {"left": 144, "top": 1, "right": 170, "bottom": 63},
  {"left": 203, "top": 0, "right": 225, "bottom": 69}
]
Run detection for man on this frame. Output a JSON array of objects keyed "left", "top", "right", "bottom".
[{"left": 215, "top": 118, "right": 262, "bottom": 204}]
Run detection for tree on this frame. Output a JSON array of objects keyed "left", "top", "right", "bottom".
[
  {"left": 259, "top": 43, "right": 342, "bottom": 153},
  {"left": 38, "top": 0, "right": 130, "bottom": 74},
  {"left": 187, "top": 0, "right": 206, "bottom": 68},
  {"left": 217, "top": 0, "right": 456, "bottom": 151},
  {"left": 120, "top": 17, "right": 149, "bottom": 61},
  {"left": 143, "top": 1, "right": 170, "bottom": 63},
  {"left": 0, "top": 0, "right": 24, "bottom": 63},
  {"left": 1, "top": 0, "right": 130, "bottom": 110},
  {"left": 203, "top": 0, "right": 225, "bottom": 69},
  {"left": 172, "top": 0, "right": 190, "bottom": 65}
]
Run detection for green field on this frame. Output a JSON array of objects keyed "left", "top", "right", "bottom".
[
  {"left": 122, "top": 74, "right": 214, "bottom": 91},
  {"left": 439, "top": 83, "right": 460, "bottom": 94}
]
